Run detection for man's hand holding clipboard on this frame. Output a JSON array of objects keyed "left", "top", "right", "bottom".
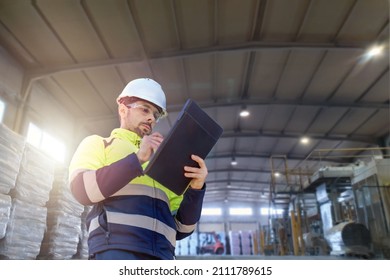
[{"left": 144, "top": 99, "right": 223, "bottom": 195}]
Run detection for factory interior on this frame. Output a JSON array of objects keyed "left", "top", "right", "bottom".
[{"left": 0, "top": 0, "right": 389, "bottom": 260}]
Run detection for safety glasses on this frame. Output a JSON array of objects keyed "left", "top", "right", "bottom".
[{"left": 126, "top": 103, "right": 163, "bottom": 122}]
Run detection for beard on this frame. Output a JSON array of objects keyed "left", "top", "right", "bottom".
[
  {"left": 135, "top": 122, "right": 152, "bottom": 137},
  {"left": 121, "top": 114, "right": 152, "bottom": 137}
]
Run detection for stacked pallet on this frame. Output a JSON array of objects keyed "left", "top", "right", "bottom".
[
  {"left": 0, "top": 199, "right": 47, "bottom": 259},
  {"left": 38, "top": 168, "right": 84, "bottom": 259},
  {"left": 0, "top": 124, "right": 25, "bottom": 241},
  {"left": 240, "top": 230, "right": 253, "bottom": 255},
  {"left": 0, "top": 194, "right": 11, "bottom": 239},
  {"left": 228, "top": 231, "right": 242, "bottom": 255},
  {"left": 0, "top": 123, "right": 24, "bottom": 195},
  {"left": 72, "top": 206, "right": 91, "bottom": 259},
  {"left": 175, "top": 234, "right": 199, "bottom": 256},
  {"left": 228, "top": 230, "right": 254, "bottom": 255},
  {"left": 12, "top": 144, "right": 55, "bottom": 206},
  {"left": 0, "top": 143, "right": 54, "bottom": 259}
]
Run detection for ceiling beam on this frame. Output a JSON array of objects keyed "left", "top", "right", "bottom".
[
  {"left": 220, "top": 130, "right": 376, "bottom": 144},
  {"left": 207, "top": 179, "right": 268, "bottom": 185},
  {"left": 24, "top": 41, "right": 367, "bottom": 80},
  {"left": 203, "top": 196, "right": 269, "bottom": 203},
  {"left": 151, "top": 41, "right": 367, "bottom": 59},
  {"left": 79, "top": 98, "right": 387, "bottom": 122},
  {"left": 208, "top": 168, "right": 312, "bottom": 175},
  {"left": 206, "top": 178, "right": 301, "bottom": 187},
  {"left": 170, "top": 99, "right": 389, "bottom": 110},
  {"left": 206, "top": 152, "right": 343, "bottom": 163}
]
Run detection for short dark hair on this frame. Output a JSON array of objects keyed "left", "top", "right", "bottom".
[{"left": 117, "top": 96, "right": 140, "bottom": 105}]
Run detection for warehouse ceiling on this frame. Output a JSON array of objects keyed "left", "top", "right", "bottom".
[{"left": 0, "top": 0, "right": 389, "bottom": 208}]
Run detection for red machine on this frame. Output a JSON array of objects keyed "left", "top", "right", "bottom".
[{"left": 198, "top": 232, "right": 224, "bottom": 255}]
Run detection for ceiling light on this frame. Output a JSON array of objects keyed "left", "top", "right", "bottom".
[
  {"left": 231, "top": 157, "right": 237, "bottom": 166},
  {"left": 239, "top": 106, "right": 250, "bottom": 117},
  {"left": 366, "top": 45, "right": 384, "bottom": 58},
  {"left": 300, "top": 137, "right": 310, "bottom": 144},
  {"left": 274, "top": 172, "right": 280, "bottom": 178}
]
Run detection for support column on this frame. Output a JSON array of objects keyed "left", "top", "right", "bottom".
[{"left": 290, "top": 210, "right": 299, "bottom": 256}]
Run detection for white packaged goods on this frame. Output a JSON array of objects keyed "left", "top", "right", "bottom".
[
  {"left": 0, "top": 199, "right": 47, "bottom": 259},
  {"left": 0, "top": 193, "right": 11, "bottom": 239},
  {"left": 229, "top": 231, "right": 241, "bottom": 255},
  {"left": 0, "top": 124, "right": 25, "bottom": 194},
  {"left": 45, "top": 169, "right": 84, "bottom": 216},
  {"left": 39, "top": 210, "right": 82, "bottom": 259},
  {"left": 38, "top": 168, "right": 85, "bottom": 259},
  {"left": 72, "top": 206, "right": 91, "bottom": 260},
  {"left": 12, "top": 144, "right": 55, "bottom": 206},
  {"left": 240, "top": 230, "right": 253, "bottom": 255}
]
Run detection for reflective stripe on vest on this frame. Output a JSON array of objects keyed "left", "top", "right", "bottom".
[
  {"left": 174, "top": 217, "right": 196, "bottom": 234},
  {"left": 111, "top": 184, "right": 170, "bottom": 207},
  {"left": 89, "top": 211, "right": 177, "bottom": 247},
  {"left": 112, "top": 184, "right": 196, "bottom": 235},
  {"left": 89, "top": 183, "right": 176, "bottom": 247}
]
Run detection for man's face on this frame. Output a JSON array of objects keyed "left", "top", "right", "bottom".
[{"left": 119, "top": 100, "right": 160, "bottom": 137}]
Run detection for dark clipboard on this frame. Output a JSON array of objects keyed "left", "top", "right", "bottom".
[{"left": 144, "top": 99, "right": 223, "bottom": 195}]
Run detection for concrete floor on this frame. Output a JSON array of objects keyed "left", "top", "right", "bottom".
[{"left": 176, "top": 255, "right": 361, "bottom": 260}]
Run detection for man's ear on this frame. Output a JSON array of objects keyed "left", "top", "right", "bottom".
[{"left": 118, "top": 103, "right": 127, "bottom": 119}]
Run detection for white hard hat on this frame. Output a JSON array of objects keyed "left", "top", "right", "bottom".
[{"left": 117, "top": 78, "right": 167, "bottom": 117}]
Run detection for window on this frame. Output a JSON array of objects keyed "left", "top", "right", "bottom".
[
  {"left": 26, "top": 123, "right": 41, "bottom": 146},
  {"left": 229, "top": 207, "right": 253, "bottom": 216},
  {"left": 260, "top": 207, "right": 284, "bottom": 216},
  {"left": 41, "top": 132, "right": 66, "bottom": 163},
  {"left": 26, "top": 122, "right": 66, "bottom": 163},
  {"left": 0, "top": 99, "right": 5, "bottom": 123},
  {"left": 201, "top": 207, "right": 222, "bottom": 216}
]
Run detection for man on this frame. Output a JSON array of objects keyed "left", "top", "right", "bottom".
[{"left": 69, "top": 78, "right": 207, "bottom": 260}]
